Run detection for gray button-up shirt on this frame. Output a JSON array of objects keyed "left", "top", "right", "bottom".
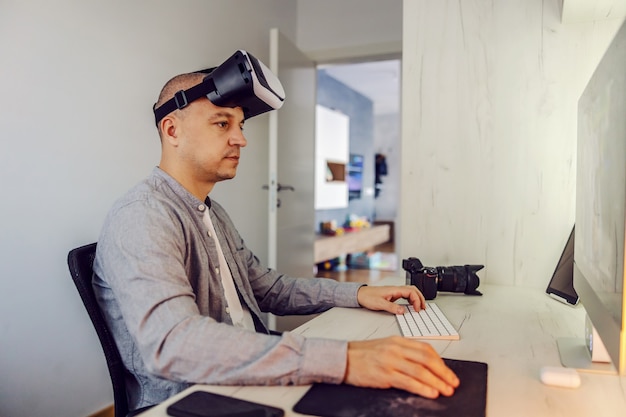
[{"left": 93, "top": 167, "right": 363, "bottom": 410}]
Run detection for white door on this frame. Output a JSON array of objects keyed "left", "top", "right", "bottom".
[{"left": 267, "top": 29, "right": 317, "bottom": 330}]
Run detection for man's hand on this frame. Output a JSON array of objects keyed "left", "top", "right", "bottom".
[
  {"left": 357, "top": 285, "right": 426, "bottom": 315},
  {"left": 344, "top": 336, "right": 460, "bottom": 398}
]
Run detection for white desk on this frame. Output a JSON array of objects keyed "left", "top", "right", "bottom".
[{"left": 138, "top": 281, "right": 626, "bottom": 417}]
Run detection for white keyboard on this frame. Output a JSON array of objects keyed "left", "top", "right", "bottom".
[{"left": 396, "top": 303, "right": 459, "bottom": 340}]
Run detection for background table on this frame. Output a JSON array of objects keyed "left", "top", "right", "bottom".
[{"left": 314, "top": 224, "right": 390, "bottom": 264}]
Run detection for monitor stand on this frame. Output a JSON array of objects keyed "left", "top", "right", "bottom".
[
  {"left": 557, "top": 312, "right": 618, "bottom": 374},
  {"left": 557, "top": 337, "right": 615, "bottom": 374},
  {"left": 557, "top": 334, "right": 616, "bottom": 375}
]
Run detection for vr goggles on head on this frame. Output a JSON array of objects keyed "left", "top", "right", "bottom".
[{"left": 153, "top": 50, "right": 285, "bottom": 125}]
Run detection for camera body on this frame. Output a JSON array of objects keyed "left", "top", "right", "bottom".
[{"left": 402, "top": 257, "right": 484, "bottom": 300}]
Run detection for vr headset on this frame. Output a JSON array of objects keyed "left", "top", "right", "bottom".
[{"left": 153, "top": 50, "right": 285, "bottom": 125}]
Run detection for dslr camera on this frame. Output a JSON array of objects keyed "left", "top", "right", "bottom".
[{"left": 402, "top": 257, "right": 484, "bottom": 300}]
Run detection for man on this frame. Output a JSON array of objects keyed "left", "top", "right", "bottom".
[{"left": 93, "top": 66, "right": 459, "bottom": 412}]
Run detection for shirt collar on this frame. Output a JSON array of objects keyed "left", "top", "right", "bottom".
[{"left": 152, "top": 166, "right": 211, "bottom": 210}]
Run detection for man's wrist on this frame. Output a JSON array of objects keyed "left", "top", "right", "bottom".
[{"left": 356, "top": 284, "right": 368, "bottom": 307}]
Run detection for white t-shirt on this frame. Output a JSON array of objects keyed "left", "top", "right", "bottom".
[{"left": 202, "top": 208, "right": 255, "bottom": 330}]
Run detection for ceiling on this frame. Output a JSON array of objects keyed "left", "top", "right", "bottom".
[{"left": 321, "top": 59, "right": 401, "bottom": 115}]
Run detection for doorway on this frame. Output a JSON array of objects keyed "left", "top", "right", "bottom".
[{"left": 314, "top": 58, "right": 401, "bottom": 284}]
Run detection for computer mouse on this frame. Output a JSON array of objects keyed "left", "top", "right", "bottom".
[{"left": 539, "top": 366, "right": 581, "bottom": 388}]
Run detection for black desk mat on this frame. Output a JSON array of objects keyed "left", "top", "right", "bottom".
[{"left": 293, "top": 358, "right": 487, "bottom": 417}]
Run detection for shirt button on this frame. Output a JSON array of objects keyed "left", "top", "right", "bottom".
[
  {"left": 215, "top": 267, "right": 220, "bottom": 274},
  {"left": 207, "top": 231, "right": 212, "bottom": 238},
  {"left": 225, "top": 307, "right": 230, "bottom": 314},
  {"left": 198, "top": 204, "right": 205, "bottom": 211}
]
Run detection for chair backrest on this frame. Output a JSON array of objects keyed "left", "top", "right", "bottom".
[{"left": 67, "top": 243, "right": 130, "bottom": 417}]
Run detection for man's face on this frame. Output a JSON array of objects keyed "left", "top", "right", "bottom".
[{"left": 175, "top": 98, "right": 247, "bottom": 184}]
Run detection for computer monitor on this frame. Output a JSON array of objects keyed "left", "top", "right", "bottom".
[
  {"left": 546, "top": 225, "right": 578, "bottom": 306},
  {"left": 569, "top": 19, "right": 626, "bottom": 375}
]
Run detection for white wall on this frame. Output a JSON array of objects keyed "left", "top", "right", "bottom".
[
  {"left": 0, "top": 1, "right": 296, "bottom": 416},
  {"left": 400, "top": 0, "right": 625, "bottom": 288},
  {"left": 314, "top": 105, "right": 349, "bottom": 210}
]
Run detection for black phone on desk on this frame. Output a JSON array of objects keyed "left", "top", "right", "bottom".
[{"left": 166, "top": 390, "right": 284, "bottom": 417}]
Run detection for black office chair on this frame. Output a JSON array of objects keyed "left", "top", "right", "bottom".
[{"left": 67, "top": 243, "right": 151, "bottom": 417}]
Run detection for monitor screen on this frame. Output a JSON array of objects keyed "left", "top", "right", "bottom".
[
  {"left": 546, "top": 226, "right": 578, "bottom": 305},
  {"left": 574, "top": 19, "right": 626, "bottom": 375}
]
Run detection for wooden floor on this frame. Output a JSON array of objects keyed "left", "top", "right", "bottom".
[{"left": 314, "top": 241, "right": 400, "bottom": 285}]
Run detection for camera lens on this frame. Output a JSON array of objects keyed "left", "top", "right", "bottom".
[{"left": 437, "top": 266, "right": 467, "bottom": 293}]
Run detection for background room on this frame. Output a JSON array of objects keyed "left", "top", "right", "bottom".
[{"left": 313, "top": 59, "right": 401, "bottom": 281}]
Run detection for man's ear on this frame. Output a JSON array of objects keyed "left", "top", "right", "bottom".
[{"left": 160, "top": 116, "right": 179, "bottom": 146}]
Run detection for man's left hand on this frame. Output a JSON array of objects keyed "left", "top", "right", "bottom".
[{"left": 356, "top": 285, "right": 426, "bottom": 315}]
